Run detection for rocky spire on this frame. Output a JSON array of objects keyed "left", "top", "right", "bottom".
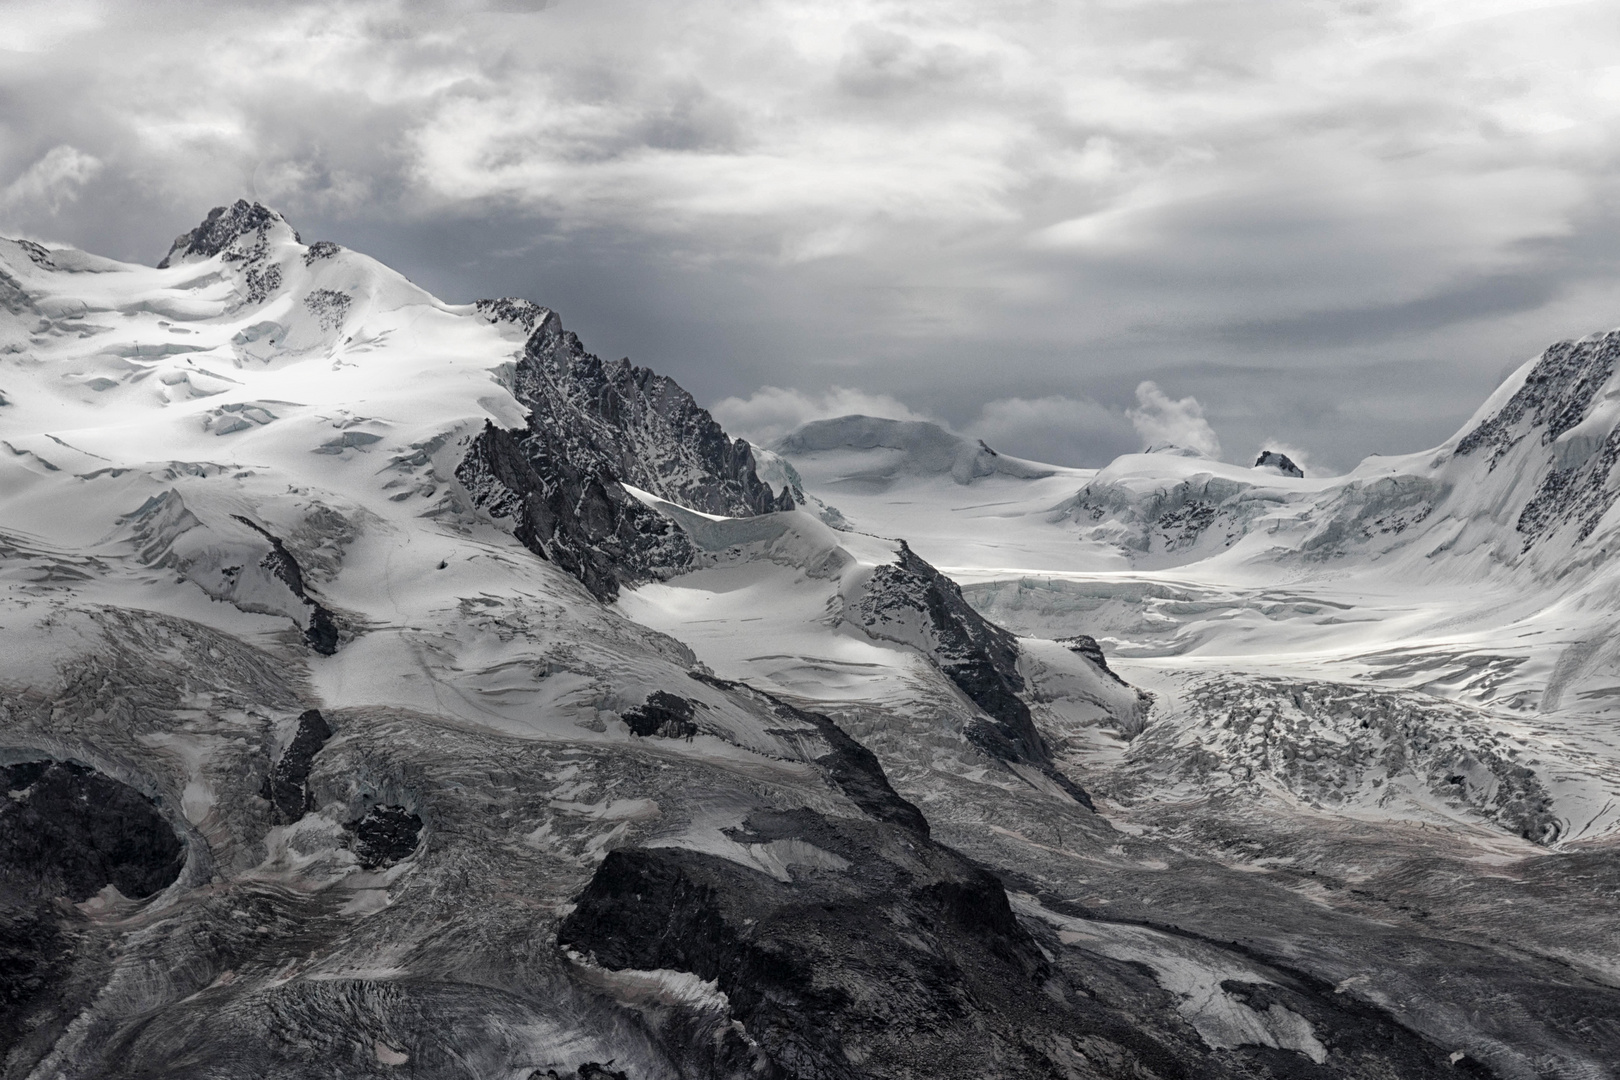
[{"left": 156, "top": 200, "right": 300, "bottom": 269}]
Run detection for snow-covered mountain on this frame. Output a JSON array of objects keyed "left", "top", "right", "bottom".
[{"left": 2, "top": 202, "right": 1618, "bottom": 1079}]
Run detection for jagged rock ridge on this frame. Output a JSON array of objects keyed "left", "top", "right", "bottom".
[
  {"left": 3, "top": 203, "right": 1616, "bottom": 1078},
  {"left": 157, "top": 200, "right": 301, "bottom": 269},
  {"left": 490, "top": 300, "right": 791, "bottom": 517},
  {"left": 459, "top": 302, "right": 791, "bottom": 600},
  {"left": 456, "top": 421, "right": 696, "bottom": 602},
  {"left": 849, "top": 542, "right": 1096, "bottom": 808}
]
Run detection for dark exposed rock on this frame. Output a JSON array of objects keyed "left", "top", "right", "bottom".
[
  {"left": 1254, "top": 450, "right": 1304, "bottom": 478},
  {"left": 301, "top": 240, "right": 341, "bottom": 266},
  {"left": 1457, "top": 331, "right": 1620, "bottom": 468},
  {"left": 531, "top": 1065, "right": 630, "bottom": 1080},
  {"left": 0, "top": 904, "right": 69, "bottom": 1054},
  {"left": 475, "top": 297, "right": 551, "bottom": 334},
  {"left": 1059, "top": 634, "right": 1129, "bottom": 686},
  {"left": 456, "top": 421, "right": 695, "bottom": 602},
  {"left": 1515, "top": 424, "right": 1620, "bottom": 550},
  {"left": 0, "top": 759, "right": 183, "bottom": 1052},
  {"left": 302, "top": 288, "right": 350, "bottom": 331},
  {"left": 693, "top": 672, "right": 931, "bottom": 836},
  {"left": 259, "top": 709, "right": 333, "bottom": 825},
  {"left": 231, "top": 515, "right": 342, "bottom": 653},
  {"left": 561, "top": 805, "right": 1448, "bottom": 1080},
  {"left": 157, "top": 200, "right": 298, "bottom": 269},
  {"left": 15, "top": 239, "right": 53, "bottom": 267},
  {"left": 1446, "top": 331, "right": 1620, "bottom": 551},
  {"left": 346, "top": 804, "right": 422, "bottom": 868},
  {"left": 858, "top": 544, "right": 1035, "bottom": 753},
  {"left": 557, "top": 810, "right": 1081, "bottom": 1079},
  {"left": 458, "top": 304, "right": 793, "bottom": 601},
  {"left": 851, "top": 543, "right": 1096, "bottom": 809},
  {"left": 0, "top": 759, "right": 185, "bottom": 904},
  {"left": 621, "top": 691, "right": 700, "bottom": 739},
  {"left": 505, "top": 305, "right": 794, "bottom": 518}
]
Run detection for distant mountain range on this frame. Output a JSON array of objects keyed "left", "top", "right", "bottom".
[{"left": 1, "top": 201, "right": 1616, "bottom": 1079}]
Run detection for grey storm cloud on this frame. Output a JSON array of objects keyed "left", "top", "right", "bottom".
[{"left": 6, "top": 0, "right": 1620, "bottom": 469}]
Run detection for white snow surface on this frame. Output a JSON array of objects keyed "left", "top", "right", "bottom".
[
  {"left": 758, "top": 386, "right": 1620, "bottom": 850},
  {"left": 0, "top": 227, "right": 848, "bottom": 833},
  {"left": 12, "top": 217, "right": 1620, "bottom": 1077}
]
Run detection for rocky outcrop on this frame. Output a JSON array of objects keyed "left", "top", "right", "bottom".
[
  {"left": 157, "top": 200, "right": 300, "bottom": 269},
  {"left": 1, "top": 759, "right": 184, "bottom": 903},
  {"left": 1457, "top": 331, "right": 1620, "bottom": 468},
  {"left": 345, "top": 804, "right": 422, "bottom": 868},
  {"left": 557, "top": 808, "right": 1079, "bottom": 1079},
  {"left": 1058, "top": 634, "right": 1129, "bottom": 686},
  {"left": 0, "top": 760, "right": 187, "bottom": 1058},
  {"left": 849, "top": 543, "right": 1095, "bottom": 808},
  {"left": 1254, "top": 450, "right": 1304, "bottom": 478},
  {"left": 456, "top": 421, "right": 695, "bottom": 602},
  {"left": 231, "top": 516, "right": 342, "bottom": 654},
  {"left": 260, "top": 709, "right": 333, "bottom": 824},
  {"left": 1448, "top": 331, "right": 1620, "bottom": 551},
  {"left": 621, "top": 691, "right": 700, "bottom": 739},
  {"left": 492, "top": 301, "right": 793, "bottom": 517},
  {"left": 459, "top": 304, "right": 793, "bottom": 601}
]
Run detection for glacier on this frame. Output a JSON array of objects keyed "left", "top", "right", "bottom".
[{"left": 0, "top": 200, "right": 1617, "bottom": 1078}]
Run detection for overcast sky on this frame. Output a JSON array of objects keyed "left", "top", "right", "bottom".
[{"left": 6, "top": 0, "right": 1620, "bottom": 471}]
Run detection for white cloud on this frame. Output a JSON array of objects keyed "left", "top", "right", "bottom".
[
  {"left": 1127, "top": 382, "right": 1221, "bottom": 459},
  {"left": 9, "top": 0, "right": 1620, "bottom": 466},
  {"left": 0, "top": 146, "right": 102, "bottom": 216},
  {"left": 710, "top": 385, "right": 931, "bottom": 448}
]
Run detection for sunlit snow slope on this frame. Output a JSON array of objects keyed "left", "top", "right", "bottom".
[{"left": 4, "top": 203, "right": 1620, "bottom": 1080}]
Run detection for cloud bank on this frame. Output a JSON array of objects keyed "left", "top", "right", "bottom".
[
  {"left": 712, "top": 386, "right": 931, "bottom": 449},
  {"left": 6, "top": 0, "right": 1620, "bottom": 468},
  {"left": 1127, "top": 382, "right": 1222, "bottom": 459}
]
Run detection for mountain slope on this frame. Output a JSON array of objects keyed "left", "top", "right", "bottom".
[{"left": 2, "top": 204, "right": 1618, "bottom": 1079}]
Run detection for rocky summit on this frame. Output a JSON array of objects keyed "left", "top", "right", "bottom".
[{"left": 0, "top": 202, "right": 1618, "bottom": 1079}]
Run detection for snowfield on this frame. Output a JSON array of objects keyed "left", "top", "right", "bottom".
[{"left": 2, "top": 203, "right": 1619, "bottom": 1079}]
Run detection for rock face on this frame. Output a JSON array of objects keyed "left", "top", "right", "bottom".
[
  {"left": 0, "top": 760, "right": 184, "bottom": 903},
  {"left": 458, "top": 303, "right": 791, "bottom": 600},
  {"left": 847, "top": 543, "right": 1095, "bottom": 808},
  {"left": 156, "top": 200, "right": 300, "bottom": 269},
  {"left": 231, "top": 517, "right": 342, "bottom": 654},
  {"left": 620, "top": 690, "right": 700, "bottom": 739},
  {"left": 490, "top": 301, "right": 791, "bottom": 517},
  {"left": 557, "top": 809, "right": 1082, "bottom": 1079},
  {"left": 558, "top": 802, "right": 1483, "bottom": 1080},
  {"left": 260, "top": 709, "right": 334, "bottom": 824},
  {"left": 0, "top": 760, "right": 186, "bottom": 1061},
  {"left": 345, "top": 805, "right": 423, "bottom": 868},
  {"left": 1451, "top": 331, "right": 1620, "bottom": 550},
  {"left": 456, "top": 421, "right": 695, "bottom": 602},
  {"left": 1058, "top": 634, "right": 1128, "bottom": 686},
  {"left": 1456, "top": 331, "right": 1620, "bottom": 468},
  {"left": 1254, "top": 450, "right": 1304, "bottom": 478}
]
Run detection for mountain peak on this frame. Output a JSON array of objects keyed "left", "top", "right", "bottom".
[
  {"left": 1143, "top": 442, "right": 1208, "bottom": 458},
  {"left": 776, "top": 415, "right": 1054, "bottom": 485},
  {"left": 156, "top": 199, "right": 300, "bottom": 269},
  {"left": 1254, "top": 449, "right": 1304, "bottom": 477}
]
